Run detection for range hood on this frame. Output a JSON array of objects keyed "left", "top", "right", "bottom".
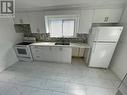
[{"left": 14, "top": 24, "right": 31, "bottom": 33}]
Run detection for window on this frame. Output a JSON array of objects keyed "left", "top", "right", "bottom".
[{"left": 45, "top": 15, "right": 79, "bottom": 37}]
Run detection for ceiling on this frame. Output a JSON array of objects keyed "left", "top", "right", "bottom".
[{"left": 16, "top": 0, "right": 127, "bottom": 11}]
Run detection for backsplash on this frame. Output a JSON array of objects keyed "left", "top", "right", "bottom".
[
  {"left": 24, "top": 33, "right": 88, "bottom": 43},
  {"left": 14, "top": 24, "right": 88, "bottom": 43}
]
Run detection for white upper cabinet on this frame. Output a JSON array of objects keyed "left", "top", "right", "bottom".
[
  {"left": 78, "top": 10, "right": 94, "bottom": 34},
  {"left": 14, "top": 12, "right": 30, "bottom": 24},
  {"left": 28, "top": 12, "right": 45, "bottom": 33},
  {"left": 93, "top": 9, "right": 123, "bottom": 23},
  {"left": 14, "top": 8, "right": 123, "bottom": 34}
]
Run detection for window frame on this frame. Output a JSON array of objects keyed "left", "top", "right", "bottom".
[{"left": 45, "top": 15, "right": 79, "bottom": 38}]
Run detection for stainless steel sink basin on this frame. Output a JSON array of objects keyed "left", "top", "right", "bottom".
[{"left": 55, "top": 42, "right": 70, "bottom": 45}]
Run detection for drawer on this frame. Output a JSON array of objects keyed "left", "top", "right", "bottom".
[
  {"left": 32, "top": 50, "right": 41, "bottom": 55},
  {"left": 31, "top": 51, "right": 42, "bottom": 58},
  {"left": 31, "top": 48, "right": 40, "bottom": 53},
  {"left": 30, "top": 46, "right": 38, "bottom": 49},
  {"left": 31, "top": 45, "right": 50, "bottom": 49},
  {"left": 33, "top": 55, "right": 41, "bottom": 60}
]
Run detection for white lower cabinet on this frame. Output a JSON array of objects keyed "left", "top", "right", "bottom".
[
  {"left": 72, "top": 48, "right": 79, "bottom": 57},
  {"left": 31, "top": 46, "right": 72, "bottom": 63},
  {"left": 79, "top": 48, "right": 85, "bottom": 57},
  {"left": 72, "top": 47, "right": 85, "bottom": 57},
  {"left": 31, "top": 46, "right": 49, "bottom": 61}
]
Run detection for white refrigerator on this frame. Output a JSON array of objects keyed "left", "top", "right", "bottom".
[{"left": 88, "top": 24, "right": 123, "bottom": 68}]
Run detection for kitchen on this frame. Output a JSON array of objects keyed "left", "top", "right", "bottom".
[
  {"left": 14, "top": 9, "right": 123, "bottom": 65},
  {"left": 0, "top": 0, "right": 127, "bottom": 95}
]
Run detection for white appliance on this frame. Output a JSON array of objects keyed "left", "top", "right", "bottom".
[
  {"left": 116, "top": 74, "right": 127, "bottom": 95},
  {"left": 15, "top": 37, "right": 36, "bottom": 62},
  {"left": 15, "top": 42, "right": 33, "bottom": 62},
  {"left": 88, "top": 23, "right": 123, "bottom": 68}
]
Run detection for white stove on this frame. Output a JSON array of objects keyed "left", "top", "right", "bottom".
[{"left": 15, "top": 37, "right": 36, "bottom": 62}]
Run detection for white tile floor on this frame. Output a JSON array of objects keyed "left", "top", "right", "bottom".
[{"left": 0, "top": 58, "right": 120, "bottom": 95}]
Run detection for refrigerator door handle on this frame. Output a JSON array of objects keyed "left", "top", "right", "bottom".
[
  {"left": 93, "top": 43, "right": 96, "bottom": 53},
  {"left": 95, "top": 28, "right": 99, "bottom": 41}
]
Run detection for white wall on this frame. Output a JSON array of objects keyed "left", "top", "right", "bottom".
[
  {"left": 43, "top": 9, "right": 94, "bottom": 34},
  {"left": 37, "top": 10, "right": 81, "bottom": 33},
  {"left": 0, "top": 18, "right": 23, "bottom": 72},
  {"left": 110, "top": 7, "right": 127, "bottom": 80},
  {"left": 16, "top": 8, "right": 123, "bottom": 34}
]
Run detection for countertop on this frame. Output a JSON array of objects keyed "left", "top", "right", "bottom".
[{"left": 30, "top": 42, "right": 90, "bottom": 48}]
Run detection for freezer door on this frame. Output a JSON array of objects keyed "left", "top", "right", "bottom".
[
  {"left": 94, "top": 27, "right": 123, "bottom": 42},
  {"left": 89, "top": 42, "right": 117, "bottom": 68}
]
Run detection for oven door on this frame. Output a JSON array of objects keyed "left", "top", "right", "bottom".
[{"left": 15, "top": 46, "right": 31, "bottom": 57}]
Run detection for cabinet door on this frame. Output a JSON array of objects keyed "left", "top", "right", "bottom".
[
  {"left": 36, "top": 46, "right": 51, "bottom": 61},
  {"left": 31, "top": 46, "right": 41, "bottom": 60},
  {"left": 31, "top": 46, "right": 51, "bottom": 61},
  {"left": 31, "top": 46, "right": 72, "bottom": 63},
  {"left": 72, "top": 47, "right": 79, "bottom": 57},
  {"left": 79, "top": 48, "right": 85, "bottom": 57},
  {"left": 79, "top": 10, "right": 94, "bottom": 34},
  {"left": 14, "top": 12, "right": 30, "bottom": 24},
  {"left": 72, "top": 48, "right": 85, "bottom": 57},
  {"left": 28, "top": 12, "right": 45, "bottom": 33},
  {"left": 93, "top": 9, "right": 123, "bottom": 23},
  {"left": 30, "top": 46, "right": 41, "bottom": 60},
  {"left": 51, "top": 47, "right": 72, "bottom": 63}
]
